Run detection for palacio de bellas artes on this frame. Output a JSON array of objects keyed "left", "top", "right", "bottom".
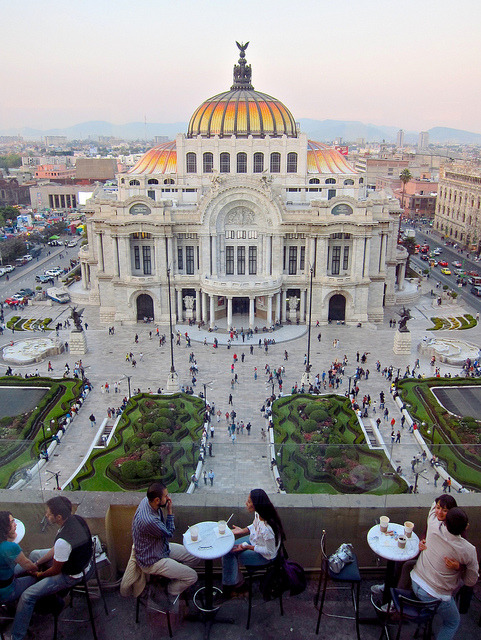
[{"left": 79, "top": 42, "right": 409, "bottom": 327}]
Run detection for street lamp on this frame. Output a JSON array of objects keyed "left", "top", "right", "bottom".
[
  {"left": 201, "top": 380, "right": 214, "bottom": 411},
  {"left": 166, "top": 266, "right": 179, "bottom": 391},
  {"left": 301, "top": 267, "right": 314, "bottom": 388},
  {"left": 123, "top": 374, "right": 132, "bottom": 399}
]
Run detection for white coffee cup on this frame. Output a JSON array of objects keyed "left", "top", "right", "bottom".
[
  {"left": 398, "top": 535, "right": 407, "bottom": 549},
  {"left": 218, "top": 520, "right": 226, "bottom": 535},
  {"left": 380, "top": 516, "right": 390, "bottom": 533},
  {"left": 190, "top": 525, "right": 199, "bottom": 542},
  {"left": 404, "top": 521, "right": 414, "bottom": 538}
]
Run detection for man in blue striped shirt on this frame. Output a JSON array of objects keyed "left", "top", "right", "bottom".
[{"left": 132, "top": 482, "right": 199, "bottom": 601}]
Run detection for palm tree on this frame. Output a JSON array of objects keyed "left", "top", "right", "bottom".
[{"left": 398, "top": 169, "right": 412, "bottom": 242}]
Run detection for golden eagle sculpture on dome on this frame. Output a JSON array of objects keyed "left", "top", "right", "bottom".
[{"left": 232, "top": 41, "right": 253, "bottom": 90}]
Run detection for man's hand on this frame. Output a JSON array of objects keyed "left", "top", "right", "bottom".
[
  {"left": 419, "top": 538, "right": 427, "bottom": 551},
  {"left": 165, "top": 496, "right": 173, "bottom": 516},
  {"left": 444, "top": 557, "right": 460, "bottom": 570}
]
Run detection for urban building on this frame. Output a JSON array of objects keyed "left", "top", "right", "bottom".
[
  {"left": 396, "top": 129, "right": 405, "bottom": 148},
  {"left": 79, "top": 44, "right": 407, "bottom": 326},
  {"left": 418, "top": 131, "right": 429, "bottom": 150},
  {"left": 434, "top": 163, "right": 481, "bottom": 252}
]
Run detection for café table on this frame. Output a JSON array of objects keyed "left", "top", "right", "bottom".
[
  {"left": 14, "top": 518, "right": 25, "bottom": 544},
  {"left": 183, "top": 520, "right": 235, "bottom": 639},
  {"left": 367, "top": 522, "right": 420, "bottom": 605}
]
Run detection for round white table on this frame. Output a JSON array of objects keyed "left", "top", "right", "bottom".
[
  {"left": 14, "top": 518, "right": 25, "bottom": 544},
  {"left": 367, "top": 522, "right": 419, "bottom": 605},
  {"left": 183, "top": 521, "right": 235, "bottom": 639}
]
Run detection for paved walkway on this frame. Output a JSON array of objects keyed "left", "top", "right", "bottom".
[{"left": 1, "top": 274, "right": 479, "bottom": 495}]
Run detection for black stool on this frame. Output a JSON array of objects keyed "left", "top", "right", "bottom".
[
  {"left": 135, "top": 575, "right": 173, "bottom": 638},
  {"left": 245, "top": 554, "right": 284, "bottom": 630},
  {"left": 314, "top": 530, "right": 361, "bottom": 639},
  {"left": 380, "top": 588, "right": 441, "bottom": 640}
]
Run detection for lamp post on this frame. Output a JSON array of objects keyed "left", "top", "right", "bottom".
[
  {"left": 301, "top": 267, "right": 314, "bottom": 387},
  {"left": 166, "top": 267, "right": 179, "bottom": 391}
]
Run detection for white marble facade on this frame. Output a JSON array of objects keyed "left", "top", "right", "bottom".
[{"left": 80, "top": 45, "right": 407, "bottom": 327}]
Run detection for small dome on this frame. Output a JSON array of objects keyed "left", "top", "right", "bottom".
[
  {"left": 307, "top": 141, "right": 357, "bottom": 174},
  {"left": 187, "top": 42, "right": 297, "bottom": 139},
  {"left": 128, "top": 141, "right": 177, "bottom": 175}
]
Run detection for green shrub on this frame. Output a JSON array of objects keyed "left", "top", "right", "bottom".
[
  {"left": 120, "top": 461, "right": 138, "bottom": 479},
  {"left": 136, "top": 460, "right": 154, "bottom": 478},
  {"left": 310, "top": 433, "right": 324, "bottom": 443},
  {"left": 125, "top": 436, "right": 143, "bottom": 452},
  {"left": 304, "top": 403, "right": 318, "bottom": 416},
  {"left": 143, "top": 422, "right": 159, "bottom": 434},
  {"left": 310, "top": 409, "right": 328, "bottom": 423},
  {"left": 158, "top": 408, "right": 173, "bottom": 418},
  {"left": 325, "top": 445, "right": 340, "bottom": 458},
  {"left": 142, "top": 450, "right": 161, "bottom": 464},
  {"left": 150, "top": 432, "right": 170, "bottom": 445},
  {"left": 303, "top": 419, "right": 318, "bottom": 433},
  {"left": 156, "top": 417, "right": 173, "bottom": 430}
]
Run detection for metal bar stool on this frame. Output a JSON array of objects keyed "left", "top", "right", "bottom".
[
  {"left": 135, "top": 575, "right": 173, "bottom": 638},
  {"left": 380, "top": 588, "right": 441, "bottom": 640}
]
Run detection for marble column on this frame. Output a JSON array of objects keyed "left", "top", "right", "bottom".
[
  {"left": 121, "top": 237, "right": 131, "bottom": 276},
  {"left": 211, "top": 235, "right": 217, "bottom": 276},
  {"left": 281, "top": 290, "right": 287, "bottom": 322},
  {"left": 300, "top": 289, "right": 306, "bottom": 322},
  {"left": 249, "top": 297, "right": 255, "bottom": 328},
  {"left": 195, "top": 290, "right": 200, "bottom": 320},
  {"left": 227, "top": 297, "right": 233, "bottom": 329},
  {"left": 177, "top": 289, "right": 182, "bottom": 322},
  {"left": 167, "top": 237, "right": 173, "bottom": 269},
  {"left": 275, "top": 292, "right": 281, "bottom": 323},
  {"left": 96, "top": 233, "right": 104, "bottom": 272},
  {"left": 267, "top": 295, "right": 273, "bottom": 325},
  {"left": 202, "top": 291, "right": 208, "bottom": 323},
  {"left": 209, "top": 294, "right": 215, "bottom": 329},
  {"left": 81, "top": 262, "right": 87, "bottom": 289},
  {"left": 112, "top": 235, "right": 119, "bottom": 277},
  {"left": 398, "top": 263, "right": 406, "bottom": 290}
]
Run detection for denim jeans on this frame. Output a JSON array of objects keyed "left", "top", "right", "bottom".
[
  {"left": 0, "top": 575, "right": 37, "bottom": 604},
  {"left": 411, "top": 581, "right": 460, "bottom": 640},
  {"left": 11, "top": 549, "right": 84, "bottom": 640},
  {"left": 222, "top": 536, "right": 271, "bottom": 585}
]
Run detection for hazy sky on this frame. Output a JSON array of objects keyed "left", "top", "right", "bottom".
[{"left": 2, "top": 0, "right": 481, "bottom": 133}]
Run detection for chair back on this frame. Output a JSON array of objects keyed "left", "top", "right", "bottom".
[{"left": 391, "top": 588, "right": 441, "bottom": 622}]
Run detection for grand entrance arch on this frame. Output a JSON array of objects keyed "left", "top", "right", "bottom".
[
  {"left": 233, "top": 297, "right": 249, "bottom": 315},
  {"left": 136, "top": 294, "right": 154, "bottom": 321},
  {"left": 328, "top": 294, "right": 346, "bottom": 322}
]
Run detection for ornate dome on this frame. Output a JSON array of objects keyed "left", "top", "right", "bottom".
[
  {"left": 307, "top": 141, "right": 357, "bottom": 174},
  {"left": 187, "top": 42, "right": 297, "bottom": 139},
  {"left": 128, "top": 141, "right": 177, "bottom": 175}
]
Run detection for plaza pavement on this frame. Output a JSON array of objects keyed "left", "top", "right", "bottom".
[{"left": 1, "top": 274, "right": 480, "bottom": 496}]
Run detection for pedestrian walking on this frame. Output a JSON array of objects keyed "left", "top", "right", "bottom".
[
  {"left": 208, "top": 469, "right": 214, "bottom": 486},
  {"left": 228, "top": 394, "right": 233, "bottom": 405},
  {"left": 89, "top": 413, "right": 96, "bottom": 427},
  {"left": 203, "top": 471, "right": 207, "bottom": 485},
  {"left": 231, "top": 432, "right": 236, "bottom": 444},
  {"left": 210, "top": 424, "right": 214, "bottom": 438},
  {"left": 396, "top": 430, "right": 401, "bottom": 443},
  {"left": 208, "top": 442, "right": 213, "bottom": 457},
  {"left": 434, "top": 471, "right": 440, "bottom": 487}
]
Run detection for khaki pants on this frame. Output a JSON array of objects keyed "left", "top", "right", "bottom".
[{"left": 142, "top": 543, "right": 200, "bottom": 596}]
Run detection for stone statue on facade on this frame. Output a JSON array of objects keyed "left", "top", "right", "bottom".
[
  {"left": 70, "top": 306, "right": 84, "bottom": 332},
  {"left": 184, "top": 295, "right": 194, "bottom": 310},
  {"left": 288, "top": 296, "right": 299, "bottom": 312}
]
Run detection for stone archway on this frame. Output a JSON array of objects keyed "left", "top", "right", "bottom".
[
  {"left": 328, "top": 294, "right": 346, "bottom": 321},
  {"left": 136, "top": 294, "right": 154, "bottom": 321}
]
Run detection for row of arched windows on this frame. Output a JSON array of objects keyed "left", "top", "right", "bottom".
[
  {"left": 185, "top": 151, "right": 299, "bottom": 174},
  {"left": 128, "top": 178, "right": 175, "bottom": 186}
]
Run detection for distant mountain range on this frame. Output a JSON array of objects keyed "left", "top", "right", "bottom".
[{"left": 2, "top": 119, "right": 481, "bottom": 145}]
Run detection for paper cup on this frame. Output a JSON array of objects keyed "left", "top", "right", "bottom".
[
  {"left": 398, "top": 535, "right": 407, "bottom": 549},
  {"left": 380, "top": 516, "right": 390, "bottom": 533},
  {"left": 404, "top": 521, "right": 414, "bottom": 538},
  {"left": 218, "top": 520, "right": 226, "bottom": 535},
  {"left": 190, "top": 525, "right": 199, "bottom": 542}
]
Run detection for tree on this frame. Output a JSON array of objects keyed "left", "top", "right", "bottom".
[{"left": 398, "top": 169, "right": 412, "bottom": 243}]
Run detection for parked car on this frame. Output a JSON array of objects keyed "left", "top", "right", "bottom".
[
  {"left": 4, "top": 295, "right": 28, "bottom": 306},
  {"left": 3, "top": 265, "right": 15, "bottom": 273},
  {"left": 36, "top": 274, "right": 55, "bottom": 284},
  {"left": 48, "top": 240, "right": 62, "bottom": 246},
  {"left": 441, "top": 268, "right": 452, "bottom": 275},
  {"left": 45, "top": 267, "right": 62, "bottom": 277},
  {"left": 46, "top": 287, "right": 71, "bottom": 304},
  {"left": 22, "top": 254, "right": 33, "bottom": 262},
  {"left": 17, "top": 288, "right": 35, "bottom": 298}
]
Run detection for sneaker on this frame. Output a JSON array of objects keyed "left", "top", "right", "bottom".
[
  {"left": 380, "top": 603, "right": 396, "bottom": 613},
  {"left": 371, "top": 584, "right": 384, "bottom": 596}
]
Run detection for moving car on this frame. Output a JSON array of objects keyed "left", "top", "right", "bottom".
[
  {"left": 67, "top": 239, "right": 78, "bottom": 247},
  {"left": 4, "top": 295, "right": 28, "bottom": 306},
  {"left": 438, "top": 261, "right": 449, "bottom": 267},
  {"left": 452, "top": 261, "right": 462, "bottom": 268},
  {"left": 35, "top": 274, "right": 55, "bottom": 284},
  {"left": 471, "top": 286, "right": 481, "bottom": 297},
  {"left": 45, "top": 267, "right": 62, "bottom": 277},
  {"left": 420, "top": 254, "right": 429, "bottom": 261},
  {"left": 441, "top": 268, "right": 452, "bottom": 275},
  {"left": 433, "top": 248, "right": 442, "bottom": 255}
]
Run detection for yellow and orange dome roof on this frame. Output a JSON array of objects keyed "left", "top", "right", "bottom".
[
  {"left": 128, "top": 141, "right": 176, "bottom": 175},
  {"left": 307, "top": 141, "right": 357, "bottom": 174}
]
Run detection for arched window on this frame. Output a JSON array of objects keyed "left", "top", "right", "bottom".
[
  {"left": 148, "top": 178, "right": 159, "bottom": 185},
  {"left": 220, "top": 152, "right": 230, "bottom": 173},
  {"left": 270, "top": 152, "right": 281, "bottom": 173},
  {"left": 186, "top": 153, "right": 197, "bottom": 173},
  {"left": 203, "top": 152, "right": 214, "bottom": 173},
  {"left": 237, "top": 152, "right": 247, "bottom": 173},
  {"left": 129, "top": 179, "right": 140, "bottom": 186},
  {"left": 343, "top": 179, "right": 354, "bottom": 185},
  {"left": 309, "top": 178, "right": 320, "bottom": 184},
  {"left": 359, "top": 178, "right": 364, "bottom": 184},
  {"left": 120, "top": 178, "right": 125, "bottom": 184},
  {"left": 253, "top": 153, "right": 264, "bottom": 173},
  {"left": 287, "top": 152, "right": 297, "bottom": 173},
  {"left": 326, "top": 178, "right": 336, "bottom": 184},
  {"left": 163, "top": 178, "right": 175, "bottom": 184}
]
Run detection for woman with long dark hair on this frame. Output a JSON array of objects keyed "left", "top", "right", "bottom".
[
  {"left": 222, "top": 489, "right": 285, "bottom": 591},
  {"left": 0, "top": 512, "right": 37, "bottom": 604}
]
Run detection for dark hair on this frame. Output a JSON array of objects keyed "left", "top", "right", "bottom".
[
  {"left": 46, "top": 496, "right": 72, "bottom": 521},
  {"left": 0, "top": 511, "right": 13, "bottom": 542},
  {"left": 445, "top": 507, "right": 468, "bottom": 536},
  {"left": 435, "top": 494, "right": 457, "bottom": 510},
  {"left": 147, "top": 482, "right": 167, "bottom": 502},
  {"left": 250, "top": 489, "right": 285, "bottom": 546}
]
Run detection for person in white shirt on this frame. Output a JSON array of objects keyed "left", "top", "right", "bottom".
[{"left": 222, "top": 489, "right": 285, "bottom": 592}]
